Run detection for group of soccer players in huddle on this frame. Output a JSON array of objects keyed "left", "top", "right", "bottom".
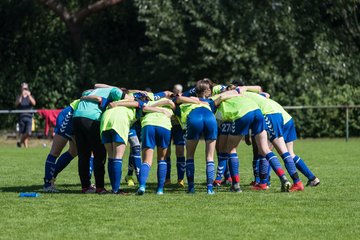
[{"left": 43, "top": 78, "right": 320, "bottom": 195}]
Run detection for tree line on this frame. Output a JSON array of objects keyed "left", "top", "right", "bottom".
[{"left": 0, "top": 0, "right": 359, "bottom": 137}]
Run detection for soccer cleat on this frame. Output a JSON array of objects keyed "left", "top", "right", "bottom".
[
  {"left": 222, "top": 177, "right": 232, "bottom": 185},
  {"left": 82, "top": 185, "right": 96, "bottom": 194},
  {"left": 177, "top": 179, "right": 185, "bottom": 188},
  {"left": 187, "top": 187, "right": 195, "bottom": 194},
  {"left": 251, "top": 183, "right": 268, "bottom": 191},
  {"left": 290, "top": 181, "right": 304, "bottom": 192},
  {"left": 230, "top": 183, "right": 242, "bottom": 193},
  {"left": 207, "top": 189, "right": 215, "bottom": 195},
  {"left": 156, "top": 188, "right": 164, "bottom": 195},
  {"left": 306, "top": 177, "right": 320, "bottom": 187},
  {"left": 96, "top": 188, "right": 108, "bottom": 194},
  {"left": 250, "top": 181, "right": 259, "bottom": 187},
  {"left": 112, "top": 189, "right": 128, "bottom": 195},
  {"left": 164, "top": 179, "right": 171, "bottom": 186},
  {"left": 281, "top": 179, "right": 291, "bottom": 192},
  {"left": 136, "top": 186, "right": 145, "bottom": 195},
  {"left": 213, "top": 180, "right": 222, "bottom": 187},
  {"left": 43, "top": 185, "right": 59, "bottom": 193},
  {"left": 124, "top": 176, "right": 135, "bottom": 187}
]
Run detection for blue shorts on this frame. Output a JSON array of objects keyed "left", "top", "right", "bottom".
[
  {"left": 186, "top": 107, "right": 218, "bottom": 141},
  {"left": 54, "top": 106, "right": 73, "bottom": 140},
  {"left": 101, "top": 129, "right": 125, "bottom": 144},
  {"left": 283, "top": 119, "right": 297, "bottom": 143},
  {"left": 264, "top": 113, "right": 284, "bottom": 141},
  {"left": 219, "top": 122, "right": 232, "bottom": 135},
  {"left": 230, "top": 109, "right": 265, "bottom": 136},
  {"left": 171, "top": 124, "right": 185, "bottom": 145},
  {"left": 142, "top": 125, "right": 171, "bottom": 149}
]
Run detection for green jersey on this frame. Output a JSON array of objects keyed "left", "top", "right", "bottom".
[
  {"left": 141, "top": 99, "right": 173, "bottom": 130},
  {"left": 177, "top": 103, "right": 211, "bottom": 129},
  {"left": 74, "top": 87, "right": 124, "bottom": 121},
  {"left": 243, "top": 92, "right": 280, "bottom": 115},
  {"left": 100, "top": 100, "right": 138, "bottom": 145},
  {"left": 215, "top": 95, "right": 259, "bottom": 121}
]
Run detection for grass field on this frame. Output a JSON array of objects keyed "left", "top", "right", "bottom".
[{"left": 0, "top": 138, "right": 359, "bottom": 239}]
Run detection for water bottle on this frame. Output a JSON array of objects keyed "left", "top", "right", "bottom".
[{"left": 19, "top": 192, "right": 40, "bottom": 198}]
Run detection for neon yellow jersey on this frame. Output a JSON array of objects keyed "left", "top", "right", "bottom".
[
  {"left": 215, "top": 95, "right": 259, "bottom": 121},
  {"left": 212, "top": 85, "right": 227, "bottom": 95},
  {"left": 69, "top": 99, "right": 80, "bottom": 111},
  {"left": 243, "top": 92, "right": 279, "bottom": 115},
  {"left": 267, "top": 98, "right": 292, "bottom": 124},
  {"left": 100, "top": 101, "right": 137, "bottom": 145},
  {"left": 141, "top": 100, "right": 173, "bottom": 130},
  {"left": 178, "top": 103, "right": 211, "bottom": 129}
]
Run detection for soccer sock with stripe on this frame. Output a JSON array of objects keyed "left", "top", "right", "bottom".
[
  {"left": 252, "top": 156, "right": 260, "bottom": 183},
  {"left": 176, "top": 156, "right": 186, "bottom": 180},
  {"left": 259, "top": 157, "right": 269, "bottom": 185},
  {"left": 206, "top": 161, "right": 215, "bottom": 191},
  {"left": 294, "top": 155, "right": 316, "bottom": 181},
  {"left": 228, "top": 153, "right": 240, "bottom": 184},
  {"left": 108, "top": 158, "right": 122, "bottom": 193},
  {"left": 53, "top": 152, "right": 74, "bottom": 178},
  {"left": 165, "top": 157, "right": 171, "bottom": 180},
  {"left": 44, "top": 154, "right": 57, "bottom": 187},
  {"left": 132, "top": 146, "right": 142, "bottom": 180},
  {"left": 281, "top": 152, "right": 300, "bottom": 184},
  {"left": 266, "top": 152, "right": 286, "bottom": 179},
  {"left": 186, "top": 159, "right": 195, "bottom": 191},
  {"left": 157, "top": 160, "right": 167, "bottom": 191},
  {"left": 139, "top": 163, "right": 151, "bottom": 188},
  {"left": 215, "top": 152, "right": 227, "bottom": 181}
]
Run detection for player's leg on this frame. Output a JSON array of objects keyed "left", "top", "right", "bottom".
[
  {"left": 154, "top": 126, "right": 171, "bottom": 194},
  {"left": 43, "top": 134, "right": 68, "bottom": 191},
  {"left": 137, "top": 126, "right": 155, "bottom": 195},
  {"left": 225, "top": 135, "right": 242, "bottom": 193},
  {"left": 203, "top": 109, "right": 218, "bottom": 194}
]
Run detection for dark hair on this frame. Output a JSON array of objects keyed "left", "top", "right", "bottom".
[
  {"left": 231, "top": 79, "right": 245, "bottom": 86},
  {"left": 120, "top": 88, "right": 129, "bottom": 95},
  {"left": 195, "top": 78, "right": 214, "bottom": 95}
]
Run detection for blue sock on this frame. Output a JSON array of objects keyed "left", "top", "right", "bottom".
[
  {"left": 206, "top": 161, "right": 215, "bottom": 191},
  {"left": 157, "top": 160, "right": 167, "bottom": 190},
  {"left": 228, "top": 153, "right": 240, "bottom": 183},
  {"left": 224, "top": 160, "right": 230, "bottom": 180},
  {"left": 176, "top": 156, "right": 186, "bottom": 180},
  {"left": 166, "top": 157, "right": 171, "bottom": 180},
  {"left": 281, "top": 152, "right": 300, "bottom": 184},
  {"left": 259, "top": 157, "right": 269, "bottom": 184},
  {"left": 266, "top": 152, "right": 286, "bottom": 178},
  {"left": 186, "top": 159, "right": 195, "bottom": 190},
  {"left": 139, "top": 163, "right": 151, "bottom": 188},
  {"left": 267, "top": 162, "right": 272, "bottom": 185},
  {"left": 215, "top": 152, "right": 227, "bottom": 181},
  {"left": 132, "top": 146, "right": 142, "bottom": 180},
  {"left": 54, "top": 152, "right": 74, "bottom": 178},
  {"left": 108, "top": 158, "right": 122, "bottom": 193},
  {"left": 44, "top": 154, "right": 57, "bottom": 187},
  {"left": 252, "top": 157, "right": 260, "bottom": 183},
  {"left": 294, "top": 155, "right": 315, "bottom": 181},
  {"left": 89, "top": 156, "right": 94, "bottom": 179}
]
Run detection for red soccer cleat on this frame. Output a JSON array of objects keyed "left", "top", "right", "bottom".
[
  {"left": 251, "top": 183, "right": 268, "bottom": 191},
  {"left": 213, "top": 180, "right": 222, "bottom": 187},
  {"left": 290, "top": 181, "right": 304, "bottom": 192}
]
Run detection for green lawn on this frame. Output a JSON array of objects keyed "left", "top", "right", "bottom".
[{"left": 0, "top": 139, "right": 359, "bottom": 239}]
